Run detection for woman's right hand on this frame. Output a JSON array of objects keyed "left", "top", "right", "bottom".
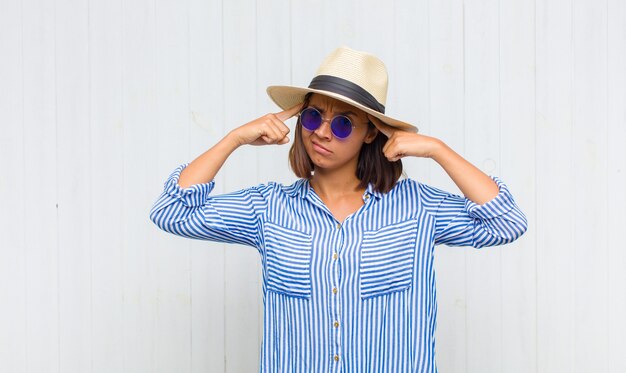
[{"left": 228, "top": 103, "right": 303, "bottom": 146}]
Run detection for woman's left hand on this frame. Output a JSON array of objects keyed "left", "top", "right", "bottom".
[{"left": 368, "top": 114, "right": 442, "bottom": 162}]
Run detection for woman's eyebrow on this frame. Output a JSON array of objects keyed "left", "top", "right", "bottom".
[{"left": 311, "top": 104, "right": 358, "bottom": 117}]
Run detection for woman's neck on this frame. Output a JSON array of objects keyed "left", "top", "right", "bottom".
[{"left": 309, "top": 167, "right": 364, "bottom": 199}]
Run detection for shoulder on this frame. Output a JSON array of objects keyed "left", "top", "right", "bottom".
[
  {"left": 403, "top": 177, "right": 454, "bottom": 199},
  {"left": 254, "top": 178, "right": 308, "bottom": 198},
  {"left": 385, "top": 177, "right": 456, "bottom": 208},
  {"left": 386, "top": 177, "right": 440, "bottom": 196}
]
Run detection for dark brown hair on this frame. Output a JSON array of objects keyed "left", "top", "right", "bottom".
[{"left": 288, "top": 93, "right": 403, "bottom": 194}]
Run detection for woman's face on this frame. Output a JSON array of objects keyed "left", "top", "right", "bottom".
[{"left": 300, "top": 93, "right": 379, "bottom": 173}]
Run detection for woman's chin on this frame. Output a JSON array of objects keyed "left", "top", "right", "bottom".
[{"left": 308, "top": 155, "right": 333, "bottom": 171}]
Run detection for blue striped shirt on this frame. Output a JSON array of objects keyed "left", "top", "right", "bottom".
[{"left": 149, "top": 162, "right": 528, "bottom": 372}]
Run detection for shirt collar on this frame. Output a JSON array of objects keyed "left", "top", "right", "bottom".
[
  {"left": 365, "top": 183, "right": 383, "bottom": 200},
  {"left": 285, "top": 179, "right": 382, "bottom": 200}
]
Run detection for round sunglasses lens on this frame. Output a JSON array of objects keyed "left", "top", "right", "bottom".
[
  {"left": 331, "top": 116, "right": 352, "bottom": 139},
  {"left": 300, "top": 108, "right": 321, "bottom": 131}
]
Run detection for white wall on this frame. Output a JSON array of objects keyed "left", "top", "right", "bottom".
[{"left": 0, "top": 0, "right": 624, "bottom": 372}]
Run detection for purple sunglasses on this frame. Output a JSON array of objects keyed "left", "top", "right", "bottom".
[{"left": 298, "top": 107, "right": 356, "bottom": 139}]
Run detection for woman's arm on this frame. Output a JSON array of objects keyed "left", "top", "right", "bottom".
[
  {"left": 368, "top": 114, "right": 527, "bottom": 248},
  {"left": 428, "top": 140, "right": 499, "bottom": 205},
  {"left": 178, "top": 103, "right": 302, "bottom": 188},
  {"left": 177, "top": 134, "right": 239, "bottom": 188},
  {"left": 150, "top": 163, "right": 274, "bottom": 248},
  {"left": 149, "top": 103, "right": 303, "bottom": 248},
  {"left": 368, "top": 115, "right": 499, "bottom": 205}
]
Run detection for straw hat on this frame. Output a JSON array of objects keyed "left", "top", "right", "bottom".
[{"left": 266, "top": 46, "right": 418, "bottom": 133}]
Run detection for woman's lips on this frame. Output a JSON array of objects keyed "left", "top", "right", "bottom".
[{"left": 312, "top": 141, "right": 332, "bottom": 155}]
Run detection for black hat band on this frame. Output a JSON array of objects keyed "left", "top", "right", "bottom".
[{"left": 308, "top": 75, "right": 386, "bottom": 114}]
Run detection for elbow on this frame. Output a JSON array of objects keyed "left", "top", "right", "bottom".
[
  {"left": 149, "top": 209, "right": 163, "bottom": 231},
  {"left": 512, "top": 209, "right": 529, "bottom": 241},
  {"left": 519, "top": 216, "right": 529, "bottom": 237},
  {"left": 496, "top": 207, "right": 529, "bottom": 244},
  {"left": 149, "top": 208, "right": 159, "bottom": 228},
  {"left": 149, "top": 205, "right": 172, "bottom": 233},
  {"left": 498, "top": 214, "right": 528, "bottom": 245},
  {"left": 473, "top": 212, "right": 528, "bottom": 249}
]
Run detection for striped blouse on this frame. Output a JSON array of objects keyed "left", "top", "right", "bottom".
[{"left": 149, "top": 162, "right": 528, "bottom": 373}]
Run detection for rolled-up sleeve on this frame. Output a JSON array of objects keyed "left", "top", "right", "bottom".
[
  {"left": 419, "top": 175, "right": 528, "bottom": 248},
  {"left": 149, "top": 162, "right": 273, "bottom": 250}
]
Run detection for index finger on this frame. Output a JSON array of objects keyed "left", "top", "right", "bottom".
[
  {"left": 275, "top": 102, "right": 304, "bottom": 122},
  {"left": 367, "top": 114, "right": 395, "bottom": 138}
]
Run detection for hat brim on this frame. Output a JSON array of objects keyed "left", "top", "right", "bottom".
[{"left": 266, "top": 85, "right": 419, "bottom": 133}]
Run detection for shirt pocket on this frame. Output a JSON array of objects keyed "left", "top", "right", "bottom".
[
  {"left": 264, "top": 221, "right": 313, "bottom": 299},
  {"left": 359, "top": 218, "right": 419, "bottom": 299}
]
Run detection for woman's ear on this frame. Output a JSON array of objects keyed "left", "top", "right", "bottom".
[{"left": 364, "top": 122, "right": 379, "bottom": 144}]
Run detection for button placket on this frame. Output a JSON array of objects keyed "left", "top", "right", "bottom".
[{"left": 331, "top": 221, "right": 343, "bottom": 370}]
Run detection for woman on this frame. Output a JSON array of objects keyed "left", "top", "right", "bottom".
[{"left": 149, "top": 46, "right": 528, "bottom": 372}]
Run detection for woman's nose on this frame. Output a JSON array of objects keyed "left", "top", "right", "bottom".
[{"left": 313, "top": 118, "right": 333, "bottom": 140}]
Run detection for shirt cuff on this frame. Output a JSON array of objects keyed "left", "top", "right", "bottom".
[
  {"left": 163, "top": 162, "right": 216, "bottom": 207},
  {"left": 464, "top": 175, "right": 516, "bottom": 220}
]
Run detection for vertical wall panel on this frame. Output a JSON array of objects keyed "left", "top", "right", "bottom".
[
  {"left": 22, "top": 0, "right": 60, "bottom": 371},
  {"left": 90, "top": 0, "right": 125, "bottom": 372},
  {"left": 320, "top": 0, "right": 357, "bottom": 48},
  {"left": 122, "top": 0, "right": 158, "bottom": 371},
  {"left": 607, "top": 2, "right": 626, "bottom": 373},
  {"left": 56, "top": 0, "right": 92, "bottom": 371},
  {"left": 499, "top": 0, "right": 537, "bottom": 372},
  {"left": 536, "top": 0, "right": 575, "bottom": 372},
  {"left": 572, "top": 0, "right": 608, "bottom": 371},
  {"left": 0, "top": 0, "right": 26, "bottom": 372},
  {"left": 291, "top": 1, "right": 326, "bottom": 84},
  {"left": 188, "top": 0, "right": 226, "bottom": 371}
]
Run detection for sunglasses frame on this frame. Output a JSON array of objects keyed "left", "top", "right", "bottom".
[{"left": 297, "top": 106, "right": 356, "bottom": 139}]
